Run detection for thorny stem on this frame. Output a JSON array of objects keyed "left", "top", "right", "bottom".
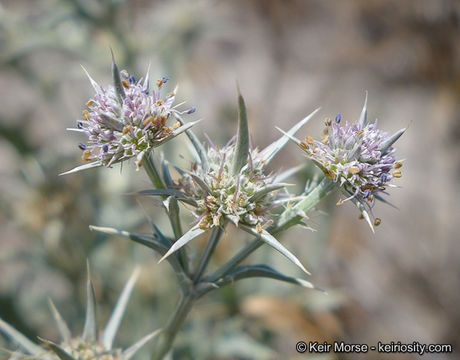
[
  {"left": 208, "top": 178, "right": 335, "bottom": 282},
  {"left": 144, "top": 152, "right": 189, "bottom": 275},
  {"left": 152, "top": 292, "right": 196, "bottom": 360},
  {"left": 193, "top": 226, "right": 225, "bottom": 283}
]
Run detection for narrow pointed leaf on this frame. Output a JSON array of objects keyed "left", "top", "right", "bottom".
[
  {"left": 239, "top": 225, "right": 310, "bottom": 275},
  {"left": 221, "top": 264, "right": 320, "bottom": 290},
  {"left": 121, "top": 329, "right": 162, "bottom": 360},
  {"left": 136, "top": 189, "right": 196, "bottom": 205},
  {"left": 354, "top": 200, "right": 375, "bottom": 233},
  {"left": 159, "top": 225, "right": 206, "bottom": 263},
  {"left": 102, "top": 268, "right": 140, "bottom": 350},
  {"left": 111, "top": 49, "right": 125, "bottom": 102},
  {"left": 47, "top": 299, "right": 71, "bottom": 343},
  {"left": 232, "top": 85, "right": 249, "bottom": 175},
  {"left": 81, "top": 65, "right": 101, "bottom": 93},
  {"left": 82, "top": 262, "right": 97, "bottom": 342},
  {"left": 89, "top": 226, "right": 184, "bottom": 275},
  {"left": 274, "top": 164, "right": 305, "bottom": 183},
  {"left": 156, "top": 120, "right": 201, "bottom": 146},
  {"left": 378, "top": 128, "right": 406, "bottom": 155},
  {"left": 0, "top": 318, "right": 42, "bottom": 355},
  {"left": 160, "top": 155, "right": 173, "bottom": 187},
  {"left": 168, "top": 197, "right": 183, "bottom": 238},
  {"left": 39, "top": 338, "right": 76, "bottom": 360},
  {"left": 174, "top": 113, "right": 209, "bottom": 171},
  {"left": 259, "top": 108, "right": 320, "bottom": 164},
  {"left": 190, "top": 174, "right": 211, "bottom": 194},
  {"left": 59, "top": 161, "right": 102, "bottom": 176},
  {"left": 374, "top": 194, "right": 399, "bottom": 209},
  {"left": 248, "top": 183, "right": 290, "bottom": 202},
  {"left": 358, "top": 91, "right": 368, "bottom": 129}
]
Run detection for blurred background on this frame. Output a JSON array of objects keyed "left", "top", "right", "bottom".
[{"left": 0, "top": 0, "right": 459, "bottom": 359}]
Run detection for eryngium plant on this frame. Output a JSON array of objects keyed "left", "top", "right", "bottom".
[
  {"left": 62, "top": 53, "right": 198, "bottom": 175},
  {"left": 0, "top": 266, "right": 161, "bottom": 360},
  {"left": 29, "top": 56, "right": 404, "bottom": 359},
  {"left": 278, "top": 94, "right": 405, "bottom": 231}
]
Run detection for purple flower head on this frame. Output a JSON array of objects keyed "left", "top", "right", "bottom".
[
  {"left": 63, "top": 58, "right": 197, "bottom": 175},
  {"left": 299, "top": 96, "right": 405, "bottom": 228},
  {"left": 176, "top": 140, "right": 286, "bottom": 231}
]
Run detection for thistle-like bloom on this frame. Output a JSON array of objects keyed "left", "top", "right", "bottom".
[
  {"left": 283, "top": 95, "right": 405, "bottom": 230},
  {"left": 62, "top": 56, "right": 198, "bottom": 175},
  {"left": 140, "top": 90, "right": 322, "bottom": 275},
  {"left": 0, "top": 267, "right": 161, "bottom": 360},
  {"left": 177, "top": 140, "right": 284, "bottom": 232}
]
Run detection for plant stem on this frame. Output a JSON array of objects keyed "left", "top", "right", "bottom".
[
  {"left": 152, "top": 293, "right": 195, "bottom": 360},
  {"left": 143, "top": 152, "right": 189, "bottom": 275},
  {"left": 208, "top": 178, "right": 335, "bottom": 282},
  {"left": 193, "top": 226, "right": 224, "bottom": 283}
]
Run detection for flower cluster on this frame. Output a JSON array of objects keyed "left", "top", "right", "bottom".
[
  {"left": 177, "top": 141, "right": 283, "bottom": 231},
  {"left": 297, "top": 99, "right": 405, "bottom": 227},
  {"left": 67, "top": 62, "right": 196, "bottom": 173},
  {"left": 0, "top": 268, "right": 161, "bottom": 360}
]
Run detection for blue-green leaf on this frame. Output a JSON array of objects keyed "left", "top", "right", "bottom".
[
  {"left": 358, "top": 91, "right": 368, "bottom": 129},
  {"left": 48, "top": 299, "right": 71, "bottom": 343},
  {"left": 260, "top": 108, "right": 320, "bottom": 164},
  {"left": 122, "top": 329, "right": 163, "bottom": 360},
  {"left": 159, "top": 225, "right": 206, "bottom": 263},
  {"left": 102, "top": 268, "right": 140, "bottom": 350},
  {"left": 0, "top": 318, "right": 42, "bottom": 355},
  {"left": 239, "top": 225, "right": 310, "bottom": 275},
  {"left": 82, "top": 262, "right": 97, "bottom": 343},
  {"left": 232, "top": 85, "right": 249, "bottom": 175},
  {"left": 219, "top": 264, "right": 320, "bottom": 291},
  {"left": 39, "top": 338, "right": 76, "bottom": 360},
  {"left": 111, "top": 49, "right": 125, "bottom": 103}
]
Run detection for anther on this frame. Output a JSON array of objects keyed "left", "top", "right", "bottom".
[
  {"left": 78, "top": 143, "right": 87, "bottom": 150},
  {"left": 395, "top": 161, "right": 403, "bottom": 169},
  {"left": 374, "top": 218, "right": 381, "bottom": 226},
  {"left": 305, "top": 136, "right": 315, "bottom": 145},
  {"left": 348, "top": 167, "right": 360, "bottom": 174},
  {"left": 335, "top": 113, "right": 342, "bottom": 123},
  {"left": 392, "top": 170, "right": 402, "bottom": 178}
]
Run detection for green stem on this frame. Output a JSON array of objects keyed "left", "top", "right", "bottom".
[
  {"left": 143, "top": 152, "right": 189, "bottom": 275},
  {"left": 193, "top": 226, "right": 225, "bottom": 283},
  {"left": 208, "top": 178, "right": 335, "bottom": 282},
  {"left": 152, "top": 293, "right": 195, "bottom": 360},
  {"left": 143, "top": 152, "right": 165, "bottom": 189}
]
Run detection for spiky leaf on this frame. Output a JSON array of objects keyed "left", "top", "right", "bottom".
[
  {"left": 259, "top": 108, "right": 320, "bottom": 164},
  {"left": 39, "top": 338, "right": 76, "bottom": 360},
  {"left": 239, "top": 225, "right": 310, "bottom": 275},
  {"left": 122, "top": 329, "right": 163, "bottom": 360},
  {"left": 0, "top": 318, "right": 42, "bottom": 355},
  {"left": 102, "top": 268, "right": 140, "bottom": 350},
  {"left": 82, "top": 262, "right": 97, "bottom": 343},
  {"left": 159, "top": 225, "right": 206, "bottom": 263},
  {"left": 220, "top": 264, "right": 321, "bottom": 291},
  {"left": 232, "top": 85, "right": 249, "bottom": 175},
  {"left": 48, "top": 299, "right": 71, "bottom": 343}
]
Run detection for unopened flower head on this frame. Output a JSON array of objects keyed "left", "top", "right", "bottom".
[
  {"left": 177, "top": 140, "right": 284, "bottom": 231},
  {"left": 68, "top": 58, "right": 196, "bottom": 172},
  {"left": 298, "top": 97, "right": 405, "bottom": 227},
  {"left": 0, "top": 267, "right": 161, "bottom": 360}
]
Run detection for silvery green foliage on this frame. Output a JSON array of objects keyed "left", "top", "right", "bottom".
[
  {"left": 279, "top": 94, "right": 405, "bottom": 230},
  {"left": 62, "top": 57, "right": 198, "bottom": 175},
  {"left": 0, "top": 266, "right": 161, "bottom": 360}
]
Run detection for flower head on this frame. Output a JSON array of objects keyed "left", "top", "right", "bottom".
[
  {"left": 295, "top": 95, "right": 405, "bottom": 229},
  {"left": 0, "top": 267, "right": 161, "bottom": 360},
  {"left": 62, "top": 57, "right": 197, "bottom": 175},
  {"left": 177, "top": 139, "right": 284, "bottom": 231}
]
